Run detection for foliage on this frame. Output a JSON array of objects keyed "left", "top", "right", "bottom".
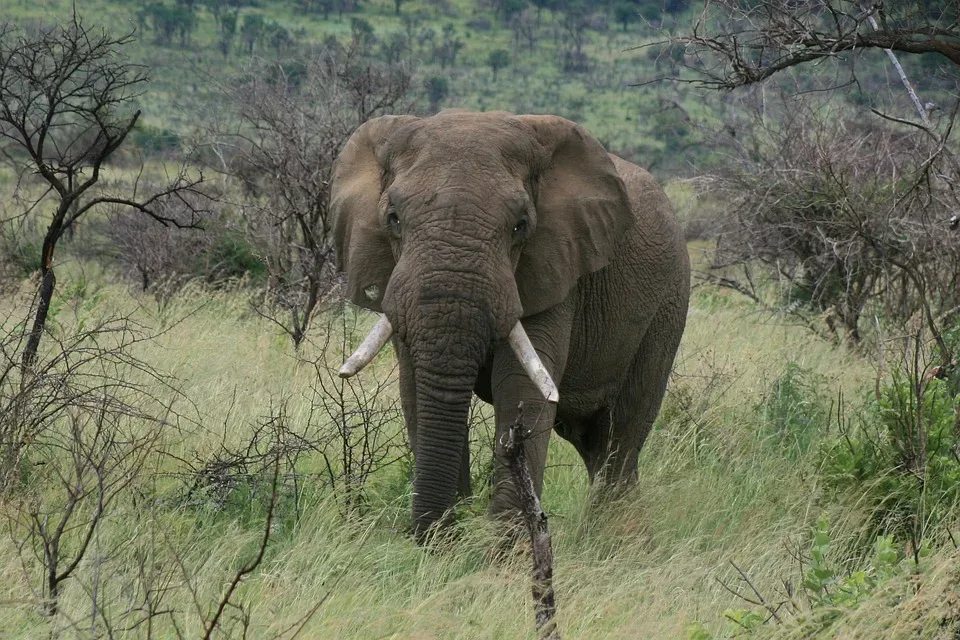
[
  {"left": 708, "top": 517, "right": 912, "bottom": 638},
  {"left": 757, "top": 361, "right": 829, "bottom": 459},
  {"left": 425, "top": 73, "right": 450, "bottom": 112},
  {"left": 821, "top": 357, "right": 960, "bottom": 547},
  {"left": 487, "top": 47, "right": 509, "bottom": 80}
]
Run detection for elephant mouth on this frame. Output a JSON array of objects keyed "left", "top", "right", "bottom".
[{"left": 339, "top": 315, "right": 559, "bottom": 403}]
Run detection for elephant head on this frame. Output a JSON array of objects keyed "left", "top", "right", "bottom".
[{"left": 329, "top": 111, "right": 634, "bottom": 537}]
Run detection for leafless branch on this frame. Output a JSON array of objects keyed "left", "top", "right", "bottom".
[{"left": 501, "top": 402, "right": 560, "bottom": 640}]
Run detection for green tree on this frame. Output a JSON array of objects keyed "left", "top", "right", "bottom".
[
  {"left": 425, "top": 75, "right": 449, "bottom": 112},
  {"left": 241, "top": 13, "right": 265, "bottom": 53},
  {"left": 614, "top": 0, "right": 637, "bottom": 31},
  {"left": 219, "top": 9, "right": 238, "bottom": 56},
  {"left": 487, "top": 49, "right": 510, "bottom": 81},
  {"left": 496, "top": 0, "right": 528, "bottom": 24},
  {"left": 350, "top": 17, "right": 376, "bottom": 53},
  {"left": 140, "top": 2, "right": 196, "bottom": 47}
]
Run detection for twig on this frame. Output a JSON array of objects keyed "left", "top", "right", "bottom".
[
  {"left": 501, "top": 402, "right": 560, "bottom": 640},
  {"left": 199, "top": 429, "right": 281, "bottom": 640},
  {"left": 861, "top": 5, "right": 931, "bottom": 128},
  {"left": 716, "top": 561, "right": 783, "bottom": 624}
]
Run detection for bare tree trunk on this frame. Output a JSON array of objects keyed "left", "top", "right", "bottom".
[
  {"left": 503, "top": 402, "right": 560, "bottom": 640},
  {"left": 21, "top": 252, "right": 57, "bottom": 371}
]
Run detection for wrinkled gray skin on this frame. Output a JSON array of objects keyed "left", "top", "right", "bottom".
[{"left": 330, "top": 110, "right": 690, "bottom": 540}]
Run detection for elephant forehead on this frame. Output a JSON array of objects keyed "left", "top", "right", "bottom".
[{"left": 383, "top": 116, "right": 536, "bottom": 171}]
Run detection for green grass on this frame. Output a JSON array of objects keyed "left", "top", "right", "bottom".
[
  {"left": 8, "top": 257, "right": 953, "bottom": 638},
  {"left": 0, "top": 0, "right": 711, "bottom": 173}
]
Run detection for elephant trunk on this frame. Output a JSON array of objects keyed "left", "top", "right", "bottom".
[
  {"left": 403, "top": 290, "right": 495, "bottom": 540},
  {"left": 410, "top": 358, "right": 478, "bottom": 538}
]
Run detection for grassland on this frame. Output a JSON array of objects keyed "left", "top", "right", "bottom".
[{"left": 3, "top": 248, "right": 959, "bottom": 638}]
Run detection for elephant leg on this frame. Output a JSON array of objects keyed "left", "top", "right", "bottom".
[
  {"left": 603, "top": 298, "right": 687, "bottom": 486},
  {"left": 488, "top": 304, "right": 572, "bottom": 519},
  {"left": 489, "top": 373, "right": 556, "bottom": 520}
]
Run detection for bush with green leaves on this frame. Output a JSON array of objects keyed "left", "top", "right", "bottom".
[
  {"left": 821, "top": 369, "right": 960, "bottom": 547},
  {"left": 691, "top": 516, "right": 910, "bottom": 638},
  {"left": 757, "top": 362, "right": 830, "bottom": 460}
]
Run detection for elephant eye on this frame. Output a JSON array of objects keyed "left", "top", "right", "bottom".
[
  {"left": 387, "top": 208, "right": 401, "bottom": 236},
  {"left": 512, "top": 215, "right": 529, "bottom": 241}
]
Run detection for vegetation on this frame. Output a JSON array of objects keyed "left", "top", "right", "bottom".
[{"left": 0, "top": 0, "right": 958, "bottom": 637}]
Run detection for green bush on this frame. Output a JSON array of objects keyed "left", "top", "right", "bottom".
[
  {"left": 129, "top": 123, "right": 182, "bottom": 155},
  {"left": 820, "top": 329, "right": 960, "bottom": 544},
  {"left": 0, "top": 223, "right": 43, "bottom": 278},
  {"left": 694, "top": 516, "right": 912, "bottom": 638}
]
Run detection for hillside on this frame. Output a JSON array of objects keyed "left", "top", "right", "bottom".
[{"left": 4, "top": 0, "right": 951, "bottom": 177}]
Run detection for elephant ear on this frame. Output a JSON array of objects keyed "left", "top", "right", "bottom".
[
  {"left": 515, "top": 115, "right": 635, "bottom": 316},
  {"left": 330, "top": 115, "right": 418, "bottom": 312}
]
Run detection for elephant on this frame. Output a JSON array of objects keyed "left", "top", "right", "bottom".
[{"left": 330, "top": 110, "right": 690, "bottom": 540}]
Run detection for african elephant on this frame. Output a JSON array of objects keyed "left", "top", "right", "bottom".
[{"left": 330, "top": 110, "right": 690, "bottom": 539}]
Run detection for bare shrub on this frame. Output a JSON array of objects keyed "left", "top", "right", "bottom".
[
  {"left": 205, "top": 41, "right": 413, "bottom": 348},
  {"left": 181, "top": 407, "right": 314, "bottom": 516},
  {"left": 174, "top": 308, "right": 407, "bottom": 522},
  {"left": 0, "top": 309, "right": 180, "bottom": 621},
  {"left": 96, "top": 194, "right": 264, "bottom": 309},
  {"left": 703, "top": 93, "right": 960, "bottom": 351},
  {"left": 309, "top": 308, "right": 406, "bottom": 517}
]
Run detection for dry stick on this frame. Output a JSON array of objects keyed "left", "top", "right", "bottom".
[
  {"left": 200, "top": 433, "right": 281, "bottom": 640},
  {"left": 862, "top": 7, "right": 931, "bottom": 128},
  {"left": 502, "top": 402, "right": 560, "bottom": 640}
]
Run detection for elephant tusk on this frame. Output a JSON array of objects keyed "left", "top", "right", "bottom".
[
  {"left": 339, "top": 315, "right": 393, "bottom": 378},
  {"left": 508, "top": 322, "right": 560, "bottom": 403}
]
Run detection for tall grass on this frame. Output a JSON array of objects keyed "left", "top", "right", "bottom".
[{"left": 9, "top": 257, "right": 951, "bottom": 638}]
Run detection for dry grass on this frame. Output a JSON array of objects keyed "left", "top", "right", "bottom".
[{"left": 1, "top": 262, "right": 956, "bottom": 639}]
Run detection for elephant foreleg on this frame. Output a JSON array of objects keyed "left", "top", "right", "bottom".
[{"left": 488, "top": 304, "right": 572, "bottom": 520}]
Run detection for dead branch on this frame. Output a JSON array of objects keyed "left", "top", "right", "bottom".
[{"left": 502, "top": 402, "right": 560, "bottom": 640}]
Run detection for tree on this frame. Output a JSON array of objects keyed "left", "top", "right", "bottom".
[
  {"left": 425, "top": 74, "right": 449, "bottom": 112},
  {"left": 432, "top": 23, "right": 464, "bottom": 69},
  {"left": 510, "top": 10, "right": 538, "bottom": 51},
  {"left": 674, "top": 1, "right": 959, "bottom": 89},
  {"left": 494, "top": 0, "right": 528, "bottom": 24},
  {"left": 0, "top": 16, "right": 205, "bottom": 369},
  {"left": 140, "top": 2, "right": 197, "bottom": 47},
  {"left": 530, "top": 0, "right": 558, "bottom": 26},
  {"left": 559, "top": 0, "right": 589, "bottom": 71},
  {"left": 350, "top": 17, "right": 376, "bottom": 53},
  {"left": 672, "top": 1, "right": 960, "bottom": 364},
  {"left": 206, "top": 44, "right": 413, "bottom": 347},
  {"left": 614, "top": 0, "right": 637, "bottom": 32},
  {"left": 240, "top": 12, "right": 265, "bottom": 54},
  {"left": 381, "top": 31, "right": 410, "bottom": 64},
  {"left": 487, "top": 48, "right": 510, "bottom": 81},
  {"left": 218, "top": 8, "right": 239, "bottom": 56}
]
